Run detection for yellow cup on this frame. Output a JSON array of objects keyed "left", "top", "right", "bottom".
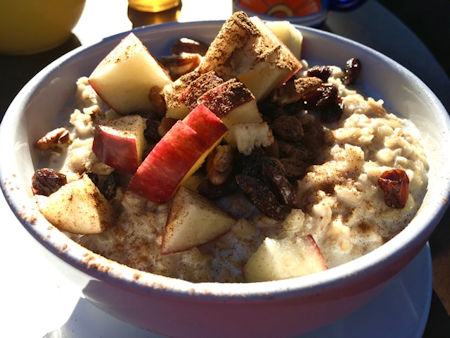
[
  {"left": 128, "top": 0, "right": 180, "bottom": 13},
  {"left": 0, "top": 0, "right": 86, "bottom": 55}
]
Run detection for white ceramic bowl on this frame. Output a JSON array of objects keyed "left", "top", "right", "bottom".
[{"left": 1, "top": 21, "right": 449, "bottom": 337}]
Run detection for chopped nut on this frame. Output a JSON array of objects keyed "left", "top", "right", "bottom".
[
  {"left": 207, "top": 145, "right": 234, "bottom": 185},
  {"left": 170, "top": 37, "right": 209, "bottom": 56},
  {"left": 158, "top": 53, "right": 202, "bottom": 80},
  {"left": 35, "top": 127, "right": 71, "bottom": 150}
]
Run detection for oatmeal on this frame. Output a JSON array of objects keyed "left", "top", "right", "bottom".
[{"left": 32, "top": 12, "right": 428, "bottom": 283}]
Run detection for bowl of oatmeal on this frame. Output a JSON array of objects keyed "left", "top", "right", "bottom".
[{"left": 1, "top": 13, "right": 449, "bottom": 336}]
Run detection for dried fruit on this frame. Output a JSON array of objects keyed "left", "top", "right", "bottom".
[
  {"left": 306, "top": 65, "right": 332, "bottom": 82},
  {"left": 145, "top": 119, "right": 161, "bottom": 143},
  {"left": 343, "top": 58, "right": 361, "bottom": 85},
  {"left": 236, "top": 174, "right": 290, "bottom": 220},
  {"left": 271, "top": 115, "right": 304, "bottom": 142},
  {"left": 88, "top": 171, "right": 119, "bottom": 200},
  {"left": 32, "top": 168, "right": 67, "bottom": 196},
  {"left": 378, "top": 169, "right": 409, "bottom": 208},
  {"left": 262, "top": 159, "right": 296, "bottom": 206}
]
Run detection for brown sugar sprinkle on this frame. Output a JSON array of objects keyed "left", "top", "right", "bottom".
[
  {"left": 198, "top": 78, "right": 254, "bottom": 118},
  {"left": 179, "top": 71, "right": 224, "bottom": 110}
]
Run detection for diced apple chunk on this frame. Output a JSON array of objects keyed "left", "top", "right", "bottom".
[
  {"left": 128, "top": 106, "right": 227, "bottom": 203},
  {"left": 163, "top": 70, "right": 201, "bottom": 120},
  {"left": 93, "top": 115, "right": 146, "bottom": 174},
  {"left": 161, "top": 186, "right": 236, "bottom": 254},
  {"left": 89, "top": 33, "right": 172, "bottom": 114},
  {"left": 244, "top": 235, "right": 327, "bottom": 282},
  {"left": 228, "top": 122, "right": 274, "bottom": 155},
  {"left": 38, "top": 175, "right": 114, "bottom": 234},
  {"left": 199, "top": 12, "right": 301, "bottom": 100},
  {"left": 266, "top": 21, "right": 303, "bottom": 60},
  {"left": 197, "top": 78, "right": 262, "bottom": 128}
]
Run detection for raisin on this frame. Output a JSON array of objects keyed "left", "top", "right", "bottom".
[
  {"left": 271, "top": 115, "right": 304, "bottom": 142},
  {"left": 378, "top": 169, "right": 409, "bottom": 208},
  {"left": 87, "top": 171, "right": 119, "bottom": 200},
  {"left": 32, "top": 168, "right": 67, "bottom": 196},
  {"left": 101, "top": 172, "right": 119, "bottom": 200},
  {"left": 306, "top": 65, "right": 332, "bottom": 82},
  {"left": 235, "top": 174, "right": 290, "bottom": 220},
  {"left": 302, "top": 84, "right": 343, "bottom": 123},
  {"left": 262, "top": 160, "right": 296, "bottom": 206},
  {"left": 145, "top": 119, "right": 161, "bottom": 143},
  {"left": 343, "top": 57, "right": 361, "bottom": 85}
]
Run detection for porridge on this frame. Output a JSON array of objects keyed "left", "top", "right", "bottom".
[{"left": 32, "top": 12, "right": 428, "bottom": 283}]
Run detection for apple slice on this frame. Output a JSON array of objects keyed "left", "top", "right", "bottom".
[
  {"left": 89, "top": 32, "right": 172, "bottom": 114},
  {"left": 197, "top": 78, "right": 262, "bottom": 128},
  {"left": 37, "top": 175, "right": 114, "bottom": 234},
  {"left": 199, "top": 11, "right": 302, "bottom": 100},
  {"left": 244, "top": 235, "right": 328, "bottom": 282},
  {"left": 128, "top": 106, "right": 227, "bottom": 203},
  {"left": 161, "top": 186, "right": 235, "bottom": 254},
  {"left": 266, "top": 21, "right": 303, "bottom": 60},
  {"left": 182, "top": 103, "right": 229, "bottom": 146},
  {"left": 93, "top": 115, "right": 146, "bottom": 174}
]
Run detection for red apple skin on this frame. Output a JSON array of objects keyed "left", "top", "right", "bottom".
[
  {"left": 127, "top": 121, "right": 208, "bottom": 203},
  {"left": 93, "top": 126, "right": 139, "bottom": 174},
  {"left": 182, "top": 104, "right": 228, "bottom": 145}
]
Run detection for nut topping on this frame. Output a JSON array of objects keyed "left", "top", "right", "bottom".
[
  {"left": 207, "top": 145, "right": 234, "bottom": 185},
  {"left": 35, "top": 127, "right": 71, "bottom": 150}
]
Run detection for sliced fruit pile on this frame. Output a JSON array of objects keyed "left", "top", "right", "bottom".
[{"left": 31, "top": 12, "right": 369, "bottom": 282}]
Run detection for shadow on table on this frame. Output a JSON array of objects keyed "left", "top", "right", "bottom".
[{"left": 0, "top": 34, "right": 81, "bottom": 122}]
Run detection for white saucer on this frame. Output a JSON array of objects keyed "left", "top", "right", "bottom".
[
  {"left": 47, "top": 246, "right": 432, "bottom": 338},
  {"left": 0, "top": 189, "right": 431, "bottom": 338}
]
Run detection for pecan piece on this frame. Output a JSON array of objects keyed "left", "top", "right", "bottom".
[
  {"left": 206, "top": 145, "right": 234, "bottom": 185},
  {"left": 35, "top": 127, "right": 71, "bottom": 150},
  {"left": 159, "top": 53, "right": 202, "bottom": 80},
  {"left": 170, "top": 37, "right": 209, "bottom": 56},
  {"left": 236, "top": 174, "right": 290, "bottom": 220},
  {"left": 32, "top": 168, "right": 67, "bottom": 196}
]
